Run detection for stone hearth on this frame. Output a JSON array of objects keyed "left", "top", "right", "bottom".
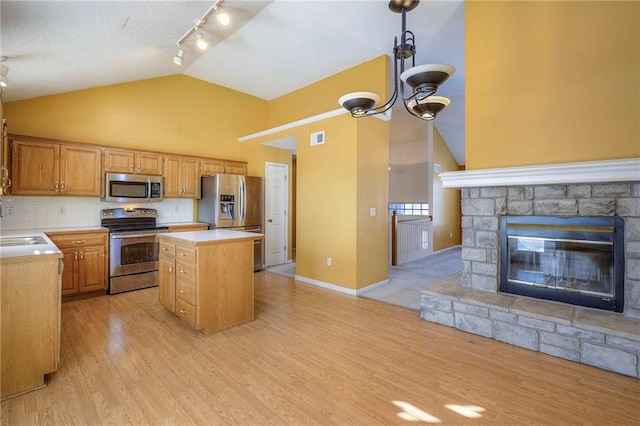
[{"left": 422, "top": 161, "right": 640, "bottom": 378}]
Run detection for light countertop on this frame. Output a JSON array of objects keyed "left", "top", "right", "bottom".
[
  {"left": 158, "top": 229, "right": 263, "bottom": 245},
  {"left": 0, "top": 230, "right": 63, "bottom": 260}
]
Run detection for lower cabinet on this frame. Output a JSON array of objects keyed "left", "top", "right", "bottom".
[
  {"left": 47, "top": 230, "right": 108, "bottom": 299},
  {"left": 158, "top": 235, "right": 254, "bottom": 334}
]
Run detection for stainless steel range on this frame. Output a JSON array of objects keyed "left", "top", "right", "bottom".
[{"left": 101, "top": 208, "right": 168, "bottom": 294}]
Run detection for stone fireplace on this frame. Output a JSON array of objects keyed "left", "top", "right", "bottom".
[{"left": 421, "top": 159, "right": 640, "bottom": 378}]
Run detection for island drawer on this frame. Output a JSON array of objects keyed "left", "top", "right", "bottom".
[
  {"left": 176, "top": 262, "right": 196, "bottom": 284},
  {"left": 48, "top": 232, "right": 107, "bottom": 249},
  {"left": 175, "top": 245, "right": 196, "bottom": 263},
  {"left": 176, "top": 280, "right": 196, "bottom": 305},
  {"left": 159, "top": 242, "right": 176, "bottom": 257},
  {"left": 176, "top": 298, "right": 196, "bottom": 327}
]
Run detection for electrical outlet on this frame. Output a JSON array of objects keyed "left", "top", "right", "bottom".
[
  {"left": 370, "top": 207, "right": 377, "bottom": 217},
  {"left": 58, "top": 206, "right": 66, "bottom": 215},
  {"left": 326, "top": 257, "right": 332, "bottom": 266},
  {"left": 6, "top": 206, "right": 14, "bottom": 216}
]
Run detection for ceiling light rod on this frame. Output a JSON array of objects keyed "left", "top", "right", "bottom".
[
  {"left": 174, "top": 0, "right": 224, "bottom": 49},
  {"left": 338, "top": 0, "right": 455, "bottom": 121}
]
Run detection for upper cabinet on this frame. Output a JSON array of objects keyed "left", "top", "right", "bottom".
[
  {"left": 103, "top": 149, "right": 163, "bottom": 176},
  {"left": 10, "top": 136, "right": 102, "bottom": 196},
  {"left": 200, "top": 158, "right": 247, "bottom": 176},
  {"left": 163, "top": 155, "right": 199, "bottom": 198}
]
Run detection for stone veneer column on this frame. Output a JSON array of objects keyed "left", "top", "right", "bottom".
[{"left": 460, "top": 183, "right": 640, "bottom": 319}]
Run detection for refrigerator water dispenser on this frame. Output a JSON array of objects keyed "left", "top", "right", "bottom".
[{"left": 219, "top": 194, "right": 235, "bottom": 220}]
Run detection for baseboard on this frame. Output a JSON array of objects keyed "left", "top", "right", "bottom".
[
  {"left": 294, "top": 275, "right": 389, "bottom": 296},
  {"left": 429, "top": 245, "right": 461, "bottom": 256}
]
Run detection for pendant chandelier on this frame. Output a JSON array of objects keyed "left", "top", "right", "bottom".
[{"left": 338, "top": 0, "right": 454, "bottom": 121}]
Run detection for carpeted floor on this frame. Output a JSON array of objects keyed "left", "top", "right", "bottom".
[{"left": 265, "top": 247, "right": 463, "bottom": 311}]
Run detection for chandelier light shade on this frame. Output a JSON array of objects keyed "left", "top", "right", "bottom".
[
  {"left": 338, "top": 0, "right": 455, "bottom": 121},
  {"left": 406, "top": 96, "right": 450, "bottom": 120}
]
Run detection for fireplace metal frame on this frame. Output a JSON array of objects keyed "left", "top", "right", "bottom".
[{"left": 500, "top": 215, "right": 625, "bottom": 312}]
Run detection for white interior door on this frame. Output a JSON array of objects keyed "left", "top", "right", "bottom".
[{"left": 265, "top": 162, "right": 288, "bottom": 266}]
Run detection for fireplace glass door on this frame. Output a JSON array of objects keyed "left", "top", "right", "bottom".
[
  {"left": 507, "top": 237, "right": 613, "bottom": 298},
  {"left": 500, "top": 216, "right": 624, "bottom": 312}
]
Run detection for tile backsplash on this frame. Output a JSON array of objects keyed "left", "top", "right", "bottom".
[{"left": 0, "top": 196, "right": 194, "bottom": 231}]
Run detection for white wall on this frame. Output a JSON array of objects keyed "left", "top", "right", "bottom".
[{"left": 0, "top": 196, "right": 193, "bottom": 231}]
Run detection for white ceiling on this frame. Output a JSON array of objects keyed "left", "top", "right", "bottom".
[{"left": 0, "top": 0, "right": 465, "bottom": 164}]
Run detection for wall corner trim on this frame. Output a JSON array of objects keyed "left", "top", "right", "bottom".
[
  {"left": 440, "top": 158, "right": 640, "bottom": 188},
  {"left": 238, "top": 108, "right": 391, "bottom": 143}
]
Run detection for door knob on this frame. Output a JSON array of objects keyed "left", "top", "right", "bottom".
[{"left": 268, "top": 219, "right": 273, "bottom": 223}]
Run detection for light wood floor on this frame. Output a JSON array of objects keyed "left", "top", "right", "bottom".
[{"left": 2, "top": 272, "right": 639, "bottom": 425}]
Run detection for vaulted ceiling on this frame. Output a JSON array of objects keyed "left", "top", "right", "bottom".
[{"left": 1, "top": 0, "right": 465, "bottom": 164}]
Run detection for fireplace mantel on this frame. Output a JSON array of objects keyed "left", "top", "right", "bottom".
[{"left": 440, "top": 158, "right": 640, "bottom": 188}]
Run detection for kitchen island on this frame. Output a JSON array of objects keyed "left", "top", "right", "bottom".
[
  {"left": 0, "top": 231, "right": 62, "bottom": 400},
  {"left": 157, "top": 229, "right": 263, "bottom": 334}
]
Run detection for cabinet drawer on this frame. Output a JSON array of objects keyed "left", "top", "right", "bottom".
[
  {"left": 176, "top": 280, "right": 196, "bottom": 305},
  {"left": 48, "top": 233, "right": 106, "bottom": 249},
  {"left": 175, "top": 245, "right": 196, "bottom": 263},
  {"left": 176, "top": 298, "right": 196, "bottom": 327},
  {"left": 176, "top": 261, "right": 196, "bottom": 283},
  {"left": 160, "top": 241, "right": 176, "bottom": 257}
]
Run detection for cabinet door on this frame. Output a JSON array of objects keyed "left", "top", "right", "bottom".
[
  {"left": 159, "top": 254, "right": 176, "bottom": 312},
  {"left": 60, "top": 248, "right": 79, "bottom": 296},
  {"left": 200, "top": 159, "right": 225, "bottom": 176},
  {"left": 11, "top": 140, "right": 60, "bottom": 195},
  {"left": 225, "top": 161, "right": 248, "bottom": 176},
  {"left": 181, "top": 158, "right": 200, "bottom": 198},
  {"left": 136, "top": 152, "right": 163, "bottom": 176},
  {"left": 163, "top": 155, "right": 182, "bottom": 198},
  {"left": 103, "top": 149, "right": 135, "bottom": 173},
  {"left": 78, "top": 246, "right": 107, "bottom": 293},
  {"left": 59, "top": 144, "right": 102, "bottom": 196},
  {"left": 0, "top": 119, "right": 9, "bottom": 195}
]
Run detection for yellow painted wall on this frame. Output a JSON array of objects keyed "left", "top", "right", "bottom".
[
  {"left": 466, "top": 1, "right": 640, "bottom": 169},
  {"left": 432, "top": 126, "right": 461, "bottom": 251},
  {"left": 5, "top": 74, "right": 270, "bottom": 161},
  {"left": 267, "top": 55, "right": 389, "bottom": 127},
  {"left": 356, "top": 117, "right": 389, "bottom": 288}
]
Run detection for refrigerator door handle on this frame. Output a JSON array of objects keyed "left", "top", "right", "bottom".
[{"left": 240, "top": 178, "right": 247, "bottom": 222}]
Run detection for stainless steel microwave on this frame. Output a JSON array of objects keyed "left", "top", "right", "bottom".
[{"left": 103, "top": 173, "right": 163, "bottom": 203}]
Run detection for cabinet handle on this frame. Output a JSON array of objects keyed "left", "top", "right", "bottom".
[
  {"left": 179, "top": 252, "right": 187, "bottom": 257},
  {"left": 137, "top": 163, "right": 141, "bottom": 170},
  {"left": 54, "top": 182, "right": 59, "bottom": 191},
  {"left": 169, "top": 266, "right": 173, "bottom": 273},
  {"left": 130, "top": 163, "right": 134, "bottom": 170},
  {"left": 60, "top": 181, "right": 65, "bottom": 192},
  {"left": 80, "top": 252, "right": 84, "bottom": 260},
  {"left": 180, "top": 289, "right": 187, "bottom": 294},
  {"left": 179, "top": 309, "right": 187, "bottom": 314},
  {"left": 73, "top": 240, "right": 85, "bottom": 244},
  {"left": 74, "top": 252, "right": 78, "bottom": 261},
  {"left": 162, "top": 247, "right": 168, "bottom": 251}
]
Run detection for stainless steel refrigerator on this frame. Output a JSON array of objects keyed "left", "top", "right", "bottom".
[{"left": 198, "top": 174, "right": 264, "bottom": 271}]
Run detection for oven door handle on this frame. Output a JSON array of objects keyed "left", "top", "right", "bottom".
[{"left": 111, "top": 233, "right": 164, "bottom": 239}]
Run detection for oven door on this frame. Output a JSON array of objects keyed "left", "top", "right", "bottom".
[{"left": 109, "top": 230, "right": 166, "bottom": 277}]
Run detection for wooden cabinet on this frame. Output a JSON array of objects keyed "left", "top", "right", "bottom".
[
  {"left": 0, "top": 88, "right": 10, "bottom": 195},
  {"left": 46, "top": 231, "right": 108, "bottom": 298},
  {"left": 1, "top": 254, "right": 61, "bottom": 400},
  {"left": 157, "top": 234, "right": 255, "bottom": 334},
  {"left": 200, "top": 158, "right": 247, "bottom": 176},
  {"left": 103, "top": 149, "right": 163, "bottom": 175},
  {"left": 10, "top": 137, "right": 102, "bottom": 196},
  {"left": 163, "top": 155, "right": 199, "bottom": 198}
]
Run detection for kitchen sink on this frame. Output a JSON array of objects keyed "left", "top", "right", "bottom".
[{"left": 0, "top": 236, "right": 48, "bottom": 247}]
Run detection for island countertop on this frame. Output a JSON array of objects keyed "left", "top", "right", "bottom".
[{"left": 158, "top": 229, "right": 263, "bottom": 245}]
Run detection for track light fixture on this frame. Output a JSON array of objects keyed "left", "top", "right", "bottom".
[
  {"left": 0, "top": 57, "right": 8, "bottom": 87},
  {"left": 338, "top": 0, "right": 454, "bottom": 121},
  {"left": 173, "top": 46, "right": 185, "bottom": 66},
  {"left": 172, "top": 0, "right": 229, "bottom": 64},
  {"left": 195, "top": 28, "right": 208, "bottom": 50}
]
